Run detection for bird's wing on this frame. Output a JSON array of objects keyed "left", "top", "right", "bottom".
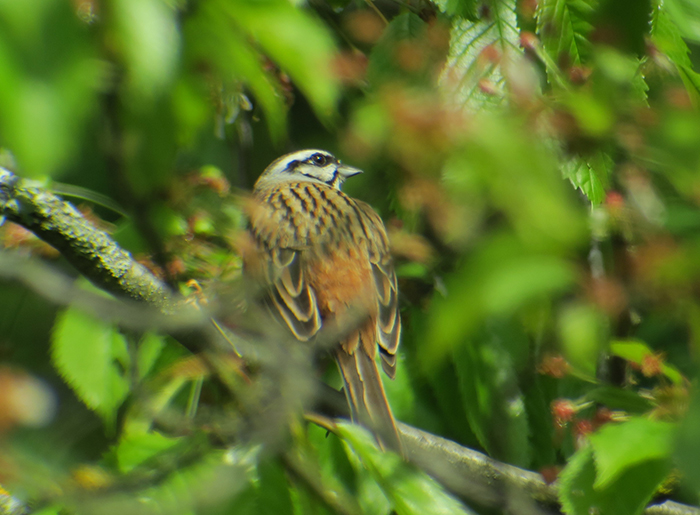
[
  {"left": 265, "top": 247, "right": 322, "bottom": 341},
  {"left": 354, "top": 201, "right": 401, "bottom": 379},
  {"left": 246, "top": 190, "right": 322, "bottom": 341}
]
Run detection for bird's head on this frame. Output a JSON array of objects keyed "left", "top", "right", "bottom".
[{"left": 255, "top": 149, "right": 363, "bottom": 191}]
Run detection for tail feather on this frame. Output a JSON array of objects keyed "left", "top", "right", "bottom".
[{"left": 335, "top": 347, "right": 403, "bottom": 455}]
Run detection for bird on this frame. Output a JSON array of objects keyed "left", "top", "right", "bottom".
[{"left": 243, "top": 149, "right": 402, "bottom": 453}]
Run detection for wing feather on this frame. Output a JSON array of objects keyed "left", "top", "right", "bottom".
[
  {"left": 248, "top": 189, "right": 323, "bottom": 342},
  {"left": 267, "top": 250, "right": 321, "bottom": 340},
  {"left": 270, "top": 282, "right": 320, "bottom": 341},
  {"left": 353, "top": 201, "right": 401, "bottom": 378}
]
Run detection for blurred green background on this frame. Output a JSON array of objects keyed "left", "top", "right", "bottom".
[{"left": 2, "top": 0, "right": 700, "bottom": 514}]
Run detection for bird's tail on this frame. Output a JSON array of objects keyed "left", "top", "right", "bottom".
[{"left": 335, "top": 346, "right": 403, "bottom": 456}]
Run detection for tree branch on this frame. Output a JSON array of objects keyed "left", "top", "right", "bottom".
[
  {"left": 0, "top": 168, "right": 172, "bottom": 308},
  {"left": 400, "top": 422, "right": 700, "bottom": 515}
]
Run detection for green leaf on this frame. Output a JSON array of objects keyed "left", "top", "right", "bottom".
[
  {"left": 441, "top": 0, "right": 521, "bottom": 110},
  {"left": 481, "top": 254, "right": 575, "bottom": 314},
  {"left": 422, "top": 360, "right": 477, "bottom": 445},
  {"left": 584, "top": 386, "right": 655, "bottom": 413},
  {"left": 559, "top": 445, "right": 671, "bottom": 515},
  {"left": 522, "top": 375, "right": 557, "bottom": 468},
  {"left": 562, "top": 152, "right": 613, "bottom": 204},
  {"left": 453, "top": 326, "right": 531, "bottom": 466},
  {"left": 366, "top": 13, "right": 428, "bottom": 87},
  {"left": 395, "top": 262, "right": 430, "bottom": 279},
  {"left": 652, "top": 3, "right": 700, "bottom": 105},
  {"left": 221, "top": 483, "right": 260, "bottom": 515},
  {"left": 426, "top": 232, "right": 576, "bottom": 363},
  {"left": 443, "top": 118, "right": 587, "bottom": 246},
  {"left": 115, "top": 431, "right": 182, "bottom": 474},
  {"left": 558, "top": 303, "right": 606, "bottom": 380},
  {"left": 593, "top": 48, "right": 648, "bottom": 104},
  {"left": 28, "top": 507, "right": 61, "bottom": 515},
  {"left": 257, "top": 459, "right": 294, "bottom": 515},
  {"left": 335, "top": 423, "right": 472, "bottom": 515},
  {"left": 51, "top": 306, "right": 130, "bottom": 428},
  {"left": 559, "top": 446, "right": 597, "bottom": 515},
  {"left": 184, "top": 2, "right": 287, "bottom": 141},
  {"left": 594, "top": 0, "right": 650, "bottom": 56},
  {"left": 433, "top": 0, "right": 478, "bottom": 19},
  {"left": 184, "top": 0, "right": 340, "bottom": 140},
  {"left": 81, "top": 447, "right": 256, "bottom": 514},
  {"left": 289, "top": 426, "right": 361, "bottom": 515},
  {"left": 289, "top": 480, "right": 335, "bottom": 515},
  {"left": 0, "top": 0, "right": 99, "bottom": 176},
  {"left": 675, "top": 388, "right": 700, "bottom": 491},
  {"left": 565, "top": 91, "right": 614, "bottom": 136},
  {"left": 611, "top": 339, "right": 684, "bottom": 385},
  {"left": 109, "top": 0, "right": 180, "bottom": 101},
  {"left": 224, "top": 0, "right": 339, "bottom": 124},
  {"left": 137, "top": 332, "right": 166, "bottom": 380},
  {"left": 536, "top": 0, "right": 596, "bottom": 68},
  {"left": 662, "top": 0, "right": 700, "bottom": 44},
  {"left": 588, "top": 417, "right": 675, "bottom": 488}
]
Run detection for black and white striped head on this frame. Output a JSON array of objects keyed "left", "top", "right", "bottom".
[{"left": 255, "top": 149, "right": 362, "bottom": 191}]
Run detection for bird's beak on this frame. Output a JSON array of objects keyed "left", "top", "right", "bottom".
[{"left": 338, "top": 164, "right": 363, "bottom": 179}]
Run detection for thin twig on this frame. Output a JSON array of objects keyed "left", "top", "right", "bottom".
[{"left": 364, "top": 0, "right": 388, "bottom": 25}]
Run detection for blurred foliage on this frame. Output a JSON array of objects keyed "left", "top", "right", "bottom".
[{"left": 2, "top": 0, "right": 700, "bottom": 514}]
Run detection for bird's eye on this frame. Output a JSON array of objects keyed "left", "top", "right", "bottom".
[{"left": 311, "top": 153, "right": 328, "bottom": 166}]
